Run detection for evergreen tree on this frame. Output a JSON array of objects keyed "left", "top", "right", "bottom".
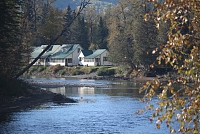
[
  {"left": 107, "top": 2, "right": 136, "bottom": 73},
  {"left": 93, "top": 17, "right": 108, "bottom": 49},
  {"left": 37, "top": 7, "right": 64, "bottom": 44},
  {"left": 62, "top": 5, "right": 73, "bottom": 43},
  {"left": 79, "top": 17, "right": 90, "bottom": 49},
  {"left": 130, "top": 2, "right": 158, "bottom": 66},
  {"left": 0, "top": 0, "right": 23, "bottom": 79},
  {"left": 70, "top": 15, "right": 82, "bottom": 44},
  {"left": 70, "top": 16, "right": 89, "bottom": 49}
]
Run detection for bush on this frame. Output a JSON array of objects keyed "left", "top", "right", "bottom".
[
  {"left": 58, "top": 70, "right": 66, "bottom": 75},
  {"left": 96, "top": 67, "right": 115, "bottom": 76},
  {"left": 80, "top": 67, "right": 98, "bottom": 74},
  {"left": 49, "top": 64, "right": 63, "bottom": 74},
  {"left": 29, "top": 66, "right": 38, "bottom": 73},
  {"left": 71, "top": 69, "right": 83, "bottom": 75},
  {"left": 107, "top": 68, "right": 115, "bottom": 75},
  {"left": 37, "top": 66, "right": 45, "bottom": 72}
]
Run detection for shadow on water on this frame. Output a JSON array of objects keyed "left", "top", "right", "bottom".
[{"left": 0, "top": 78, "right": 170, "bottom": 134}]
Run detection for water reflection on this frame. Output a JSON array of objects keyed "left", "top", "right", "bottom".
[
  {"left": 0, "top": 78, "right": 170, "bottom": 134},
  {"left": 42, "top": 85, "right": 144, "bottom": 99}
]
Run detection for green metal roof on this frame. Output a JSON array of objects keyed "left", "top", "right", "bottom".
[
  {"left": 50, "top": 44, "right": 80, "bottom": 59},
  {"left": 31, "top": 45, "right": 61, "bottom": 58},
  {"left": 85, "top": 49, "right": 106, "bottom": 59}
]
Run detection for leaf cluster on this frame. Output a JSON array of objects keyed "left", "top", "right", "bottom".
[{"left": 138, "top": 0, "right": 200, "bottom": 133}]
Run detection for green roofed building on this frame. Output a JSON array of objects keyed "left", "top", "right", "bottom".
[
  {"left": 49, "top": 44, "right": 82, "bottom": 66},
  {"left": 31, "top": 44, "right": 112, "bottom": 66},
  {"left": 30, "top": 45, "right": 62, "bottom": 66},
  {"left": 78, "top": 49, "right": 112, "bottom": 66},
  {"left": 31, "top": 44, "right": 83, "bottom": 66}
]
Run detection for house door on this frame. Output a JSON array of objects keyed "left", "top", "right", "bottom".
[
  {"left": 95, "top": 58, "right": 100, "bottom": 66},
  {"left": 65, "top": 58, "right": 72, "bottom": 66}
]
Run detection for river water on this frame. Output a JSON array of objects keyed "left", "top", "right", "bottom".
[{"left": 0, "top": 78, "right": 170, "bottom": 134}]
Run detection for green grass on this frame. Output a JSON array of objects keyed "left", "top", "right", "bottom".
[{"left": 28, "top": 65, "right": 119, "bottom": 76}]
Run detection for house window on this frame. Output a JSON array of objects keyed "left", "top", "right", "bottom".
[
  {"left": 79, "top": 57, "right": 82, "bottom": 61},
  {"left": 50, "top": 58, "right": 64, "bottom": 63},
  {"left": 95, "top": 58, "right": 100, "bottom": 62},
  {"left": 46, "top": 58, "right": 50, "bottom": 62},
  {"left": 68, "top": 58, "right": 72, "bottom": 63},
  {"left": 103, "top": 57, "right": 107, "bottom": 61},
  {"left": 77, "top": 48, "right": 80, "bottom": 53}
]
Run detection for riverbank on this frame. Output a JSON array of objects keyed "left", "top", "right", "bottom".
[
  {"left": 0, "top": 84, "right": 76, "bottom": 114},
  {"left": 0, "top": 73, "right": 160, "bottom": 114}
]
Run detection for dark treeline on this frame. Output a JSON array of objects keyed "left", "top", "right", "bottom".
[{"left": 0, "top": 0, "right": 169, "bottom": 83}]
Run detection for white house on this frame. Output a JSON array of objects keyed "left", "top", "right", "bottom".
[
  {"left": 31, "top": 45, "right": 62, "bottom": 66},
  {"left": 49, "top": 44, "right": 83, "bottom": 66},
  {"left": 31, "top": 44, "right": 83, "bottom": 66},
  {"left": 78, "top": 49, "right": 112, "bottom": 66}
]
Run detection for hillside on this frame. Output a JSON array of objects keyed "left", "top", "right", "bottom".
[{"left": 54, "top": 0, "right": 117, "bottom": 10}]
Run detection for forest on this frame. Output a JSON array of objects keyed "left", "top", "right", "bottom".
[
  {"left": 0, "top": 0, "right": 169, "bottom": 80},
  {"left": 0, "top": 0, "right": 199, "bottom": 133}
]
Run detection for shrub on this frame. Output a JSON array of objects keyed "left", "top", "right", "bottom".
[
  {"left": 71, "top": 69, "right": 83, "bottom": 75},
  {"left": 80, "top": 67, "right": 98, "bottom": 74},
  {"left": 97, "top": 67, "right": 115, "bottom": 76},
  {"left": 50, "top": 64, "right": 63, "bottom": 74},
  {"left": 37, "top": 66, "right": 45, "bottom": 72},
  {"left": 29, "top": 66, "right": 38, "bottom": 73},
  {"left": 115, "top": 65, "right": 129, "bottom": 75},
  {"left": 58, "top": 70, "right": 66, "bottom": 75},
  {"left": 107, "top": 68, "right": 115, "bottom": 75}
]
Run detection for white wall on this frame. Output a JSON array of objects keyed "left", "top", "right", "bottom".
[
  {"left": 78, "top": 52, "right": 85, "bottom": 66},
  {"left": 72, "top": 46, "right": 82, "bottom": 65},
  {"left": 48, "top": 45, "right": 82, "bottom": 66},
  {"left": 78, "top": 50, "right": 113, "bottom": 66},
  {"left": 100, "top": 50, "right": 112, "bottom": 66}
]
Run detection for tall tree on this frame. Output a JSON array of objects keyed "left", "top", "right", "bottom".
[
  {"left": 62, "top": 5, "right": 73, "bottom": 43},
  {"left": 79, "top": 17, "right": 90, "bottom": 49},
  {"left": 37, "top": 8, "right": 64, "bottom": 44},
  {"left": 138, "top": 0, "right": 200, "bottom": 133},
  {"left": 70, "top": 15, "right": 89, "bottom": 49},
  {"left": 130, "top": 1, "right": 158, "bottom": 66},
  {"left": 84, "top": 6, "right": 99, "bottom": 45},
  {"left": 107, "top": 1, "right": 136, "bottom": 73},
  {"left": 0, "top": 0, "right": 23, "bottom": 79},
  {"left": 93, "top": 17, "right": 108, "bottom": 49},
  {"left": 107, "top": 0, "right": 157, "bottom": 74}
]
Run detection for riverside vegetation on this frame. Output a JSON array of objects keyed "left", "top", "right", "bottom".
[{"left": 26, "top": 65, "right": 129, "bottom": 78}]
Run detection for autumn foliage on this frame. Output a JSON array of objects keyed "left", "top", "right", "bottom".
[{"left": 137, "top": 0, "right": 200, "bottom": 133}]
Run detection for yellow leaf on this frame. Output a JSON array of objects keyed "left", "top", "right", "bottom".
[{"left": 156, "top": 124, "right": 160, "bottom": 129}]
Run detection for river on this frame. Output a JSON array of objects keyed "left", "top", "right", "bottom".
[{"left": 0, "top": 78, "right": 170, "bottom": 134}]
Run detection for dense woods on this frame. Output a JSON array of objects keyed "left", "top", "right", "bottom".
[
  {"left": 0, "top": 0, "right": 199, "bottom": 133},
  {"left": 0, "top": 0, "right": 167, "bottom": 79}
]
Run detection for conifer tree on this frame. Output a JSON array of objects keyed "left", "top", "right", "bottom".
[
  {"left": 79, "top": 17, "right": 90, "bottom": 49},
  {"left": 62, "top": 5, "right": 73, "bottom": 43},
  {"left": 93, "top": 17, "right": 108, "bottom": 49},
  {"left": 0, "top": 0, "right": 22, "bottom": 79}
]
